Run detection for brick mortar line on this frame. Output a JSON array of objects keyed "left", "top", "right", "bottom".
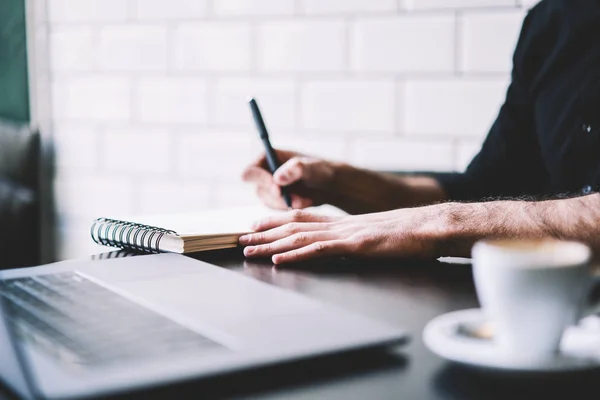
[
  {"left": 49, "top": 70, "right": 510, "bottom": 80},
  {"left": 454, "top": 10, "right": 463, "bottom": 76},
  {"left": 205, "top": 0, "right": 214, "bottom": 17},
  {"left": 165, "top": 21, "right": 177, "bottom": 72},
  {"left": 249, "top": 22, "right": 258, "bottom": 73},
  {"left": 343, "top": 15, "right": 353, "bottom": 73},
  {"left": 126, "top": 0, "right": 136, "bottom": 21},
  {"left": 54, "top": 122, "right": 481, "bottom": 142},
  {"left": 394, "top": 78, "right": 403, "bottom": 137},
  {"left": 294, "top": 77, "right": 303, "bottom": 136},
  {"left": 46, "top": 6, "right": 522, "bottom": 27},
  {"left": 205, "top": 77, "right": 217, "bottom": 129}
]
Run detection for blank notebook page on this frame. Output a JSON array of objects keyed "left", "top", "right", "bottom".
[{"left": 108, "top": 205, "right": 346, "bottom": 237}]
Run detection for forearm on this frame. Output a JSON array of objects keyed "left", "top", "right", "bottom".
[
  {"left": 328, "top": 163, "right": 448, "bottom": 214},
  {"left": 436, "top": 194, "right": 600, "bottom": 257}
]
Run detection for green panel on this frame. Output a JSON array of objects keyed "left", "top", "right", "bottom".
[{"left": 0, "top": 0, "right": 29, "bottom": 123}]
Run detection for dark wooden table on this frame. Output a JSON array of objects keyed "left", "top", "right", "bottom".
[{"left": 2, "top": 249, "right": 600, "bottom": 399}]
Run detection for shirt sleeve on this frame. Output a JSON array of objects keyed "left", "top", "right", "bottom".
[{"left": 434, "top": 7, "right": 548, "bottom": 201}]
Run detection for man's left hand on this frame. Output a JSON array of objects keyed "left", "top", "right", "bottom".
[{"left": 238, "top": 208, "right": 448, "bottom": 264}]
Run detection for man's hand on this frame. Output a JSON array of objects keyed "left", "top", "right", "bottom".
[
  {"left": 241, "top": 149, "right": 337, "bottom": 210},
  {"left": 238, "top": 194, "right": 600, "bottom": 265},
  {"left": 242, "top": 148, "right": 449, "bottom": 214},
  {"left": 238, "top": 207, "right": 448, "bottom": 264}
]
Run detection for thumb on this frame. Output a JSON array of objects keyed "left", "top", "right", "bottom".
[{"left": 273, "top": 157, "right": 305, "bottom": 186}]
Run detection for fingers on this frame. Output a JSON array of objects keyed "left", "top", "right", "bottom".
[
  {"left": 252, "top": 210, "right": 340, "bottom": 231},
  {"left": 242, "top": 150, "right": 300, "bottom": 182},
  {"left": 273, "top": 157, "right": 307, "bottom": 186},
  {"left": 243, "top": 165, "right": 314, "bottom": 210},
  {"left": 272, "top": 240, "right": 350, "bottom": 264},
  {"left": 243, "top": 232, "right": 335, "bottom": 258},
  {"left": 256, "top": 185, "right": 293, "bottom": 210},
  {"left": 254, "top": 186, "right": 313, "bottom": 210},
  {"left": 241, "top": 165, "right": 272, "bottom": 184},
  {"left": 239, "top": 222, "right": 328, "bottom": 245}
]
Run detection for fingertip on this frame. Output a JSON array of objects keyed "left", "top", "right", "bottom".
[
  {"left": 241, "top": 166, "right": 260, "bottom": 182},
  {"left": 273, "top": 170, "right": 289, "bottom": 186},
  {"left": 240, "top": 167, "right": 252, "bottom": 182},
  {"left": 272, "top": 254, "right": 282, "bottom": 264},
  {"left": 275, "top": 159, "right": 303, "bottom": 185},
  {"left": 244, "top": 166, "right": 276, "bottom": 184}
]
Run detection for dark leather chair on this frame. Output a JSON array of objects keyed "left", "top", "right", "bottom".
[{"left": 0, "top": 118, "right": 40, "bottom": 269}]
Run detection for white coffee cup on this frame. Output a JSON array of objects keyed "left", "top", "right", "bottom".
[{"left": 472, "top": 239, "right": 594, "bottom": 362}]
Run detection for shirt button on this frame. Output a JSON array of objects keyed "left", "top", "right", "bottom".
[
  {"left": 582, "top": 185, "right": 593, "bottom": 194},
  {"left": 582, "top": 124, "right": 593, "bottom": 133}
]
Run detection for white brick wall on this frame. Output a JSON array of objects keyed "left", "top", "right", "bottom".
[
  {"left": 52, "top": 124, "right": 100, "bottom": 170},
  {"left": 214, "top": 0, "right": 295, "bottom": 16},
  {"left": 349, "top": 138, "right": 455, "bottom": 171},
  {"left": 134, "top": 0, "right": 208, "bottom": 20},
  {"left": 173, "top": 23, "right": 252, "bottom": 71},
  {"left": 48, "top": 0, "right": 130, "bottom": 22},
  {"left": 404, "top": 78, "right": 508, "bottom": 137},
  {"left": 44, "top": 0, "right": 532, "bottom": 259},
  {"left": 49, "top": 27, "right": 94, "bottom": 71},
  {"left": 404, "top": 0, "right": 515, "bottom": 10},
  {"left": 52, "top": 76, "right": 131, "bottom": 121},
  {"left": 460, "top": 11, "right": 525, "bottom": 73},
  {"left": 54, "top": 175, "right": 135, "bottom": 219},
  {"left": 98, "top": 26, "right": 168, "bottom": 72},
  {"left": 137, "top": 181, "right": 212, "bottom": 214},
  {"left": 302, "top": 0, "right": 397, "bottom": 14},
  {"left": 520, "top": 0, "right": 541, "bottom": 9},
  {"left": 350, "top": 15, "right": 455, "bottom": 73},
  {"left": 213, "top": 78, "right": 296, "bottom": 129},
  {"left": 302, "top": 79, "right": 396, "bottom": 133},
  {"left": 175, "top": 133, "right": 263, "bottom": 181},
  {"left": 257, "top": 20, "right": 346, "bottom": 72},
  {"left": 103, "top": 127, "right": 173, "bottom": 174},
  {"left": 134, "top": 77, "right": 209, "bottom": 124}
]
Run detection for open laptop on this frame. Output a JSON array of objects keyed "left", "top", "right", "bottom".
[{"left": 0, "top": 253, "right": 407, "bottom": 399}]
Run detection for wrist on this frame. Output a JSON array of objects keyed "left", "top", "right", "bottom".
[
  {"left": 433, "top": 202, "right": 490, "bottom": 257},
  {"left": 433, "top": 200, "right": 550, "bottom": 257},
  {"left": 327, "top": 162, "right": 359, "bottom": 209}
]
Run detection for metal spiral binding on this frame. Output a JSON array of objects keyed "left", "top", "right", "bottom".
[{"left": 90, "top": 218, "right": 176, "bottom": 254}]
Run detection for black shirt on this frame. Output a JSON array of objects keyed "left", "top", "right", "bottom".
[{"left": 437, "top": 0, "right": 600, "bottom": 201}]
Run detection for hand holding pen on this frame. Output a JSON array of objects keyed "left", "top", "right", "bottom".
[
  {"left": 248, "top": 98, "right": 293, "bottom": 209},
  {"left": 243, "top": 98, "right": 335, "bottom": 210}
]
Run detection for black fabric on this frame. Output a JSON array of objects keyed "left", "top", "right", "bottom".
[
  {"left": 0, "top": 178, "right": 36, "bottom": 269},
  {"left": 436, "top": 0, "right": 600, "bottom": 201},
  {"left": 0, "top": 119, "right": 39, "bottom": 188},
  {"left": 0, "top": 119, "right": 39, "bottom": 269}
]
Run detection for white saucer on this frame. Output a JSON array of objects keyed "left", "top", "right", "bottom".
[{"left": 423, "top": 308, "right": 600, "bottom": 372}]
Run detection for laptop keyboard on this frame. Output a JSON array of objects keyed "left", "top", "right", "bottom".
[{"left": 0, "top": 272, "right": 224, "bottom": 368}]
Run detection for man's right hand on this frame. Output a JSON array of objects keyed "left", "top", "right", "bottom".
[{"left": 241, "top": 149, "right": 337, "bottom": 210}]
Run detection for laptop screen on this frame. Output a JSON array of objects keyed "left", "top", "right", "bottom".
[{"left": 0, "top": 290, "right": 39, "bottom": 400}]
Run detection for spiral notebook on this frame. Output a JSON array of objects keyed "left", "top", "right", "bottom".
[{"left": 91, "top": 205, "right": 345, "bottom": 254}]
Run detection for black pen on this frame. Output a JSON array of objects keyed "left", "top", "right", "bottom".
[{"left": 248, "top": 98, "right": 293, "bottom": 209}]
